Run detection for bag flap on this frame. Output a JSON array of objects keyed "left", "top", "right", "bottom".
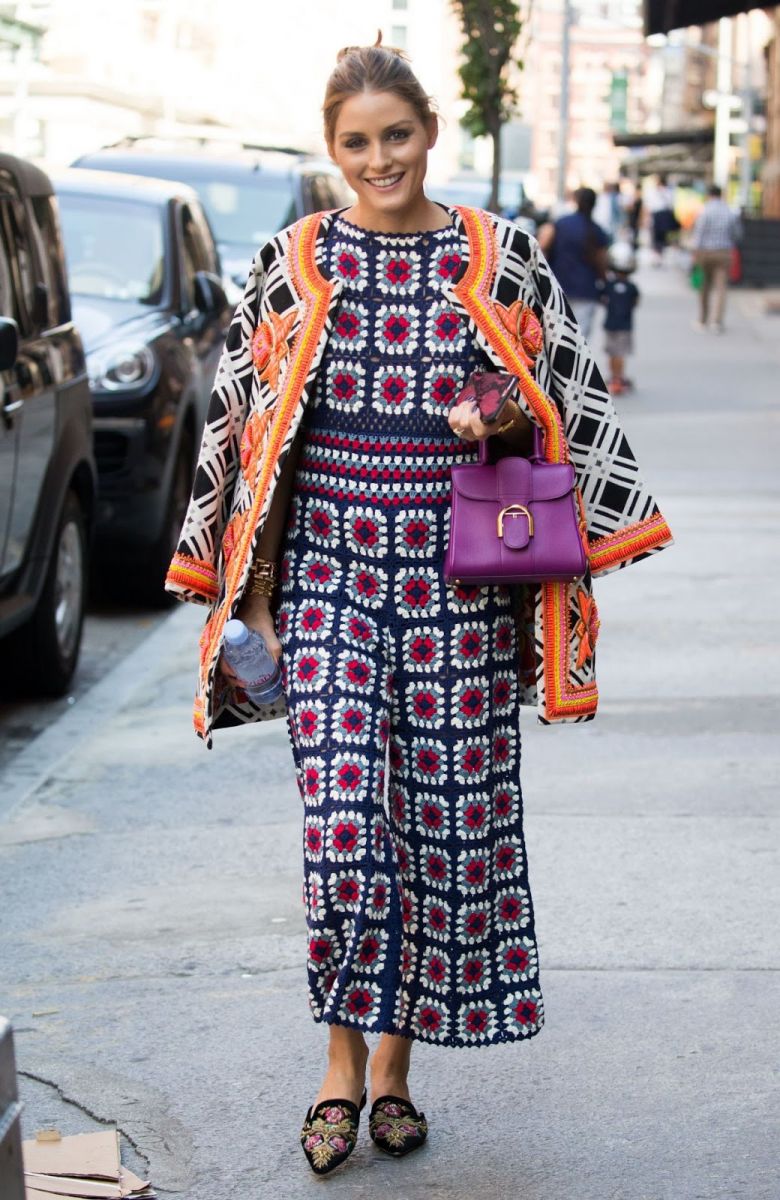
[{"left": 451, "top": 457, "right": 576, "bottom": 502}]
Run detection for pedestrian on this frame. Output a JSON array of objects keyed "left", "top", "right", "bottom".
[
  {"left": 537, "top": 186, "right": 610, "bottom": 338},
  {"left": 165, "top": 37, "right": 672, "bottom": 1177},
  {"left": 690, "top": 184, "right": 742, "bottom": 333},
  {"left": 627, "top": 187, "right": 643, "bottom": 252},
  {"left": 598, "top": 241, "right": 640, "bottom": 396},
  {"left": 646, "top": 174, "right": 678, "bottom": 265}
]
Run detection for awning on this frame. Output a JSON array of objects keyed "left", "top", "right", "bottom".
[
  {"left": 643, "top": 0, "right": 766, "bottom": 36},
  {"left": 613, "top": 127, "right": 715, "bottom": 147}
]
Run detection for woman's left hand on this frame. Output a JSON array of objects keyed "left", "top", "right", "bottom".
[
  {"left": 448, "top": 398, "right": 532, "bottom": 444},
  {"left": 447, "top": 398, "right": 492, "bottom": 442}
]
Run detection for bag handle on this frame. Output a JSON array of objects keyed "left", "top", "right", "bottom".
[{"left": 477, "top": 423, "right": 545, "bottom": 465}]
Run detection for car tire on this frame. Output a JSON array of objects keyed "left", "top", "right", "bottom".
[
  {"left": 137, "top": 431, "right": 193, "bottom": 607},
  {"left": 14, "top": 490, "right": 89, "bottom": 697}
]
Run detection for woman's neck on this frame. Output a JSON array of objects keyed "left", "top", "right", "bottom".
[{"left": 341, "top": 194, "right": 451, "bottom": 235}]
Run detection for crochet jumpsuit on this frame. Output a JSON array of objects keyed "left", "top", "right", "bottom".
[{"left": 276, "top": 215, "right": 544, "bottom": 1048}]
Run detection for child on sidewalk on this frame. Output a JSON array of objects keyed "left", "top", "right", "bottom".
[{"left": 598, "top": 242, "right": 640, "bottom": 396}]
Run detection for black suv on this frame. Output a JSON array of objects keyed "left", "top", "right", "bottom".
[
  {"left": 0, "top": 154, "right": 95, "bottom": 694},
  {"left": 71, "top": 138, "right": 351, "bottom": 301},
  {"left": 53, "top": 168, "right": 230, "bottom": 599}
]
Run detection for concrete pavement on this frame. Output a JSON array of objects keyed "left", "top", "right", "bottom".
[{"left": 1, "top": 260, "right": 778, "bottom": 1200}]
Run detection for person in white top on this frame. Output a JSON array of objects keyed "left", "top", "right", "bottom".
[{"left": 646, "top": 175, "right": 677, "bottom": 264}]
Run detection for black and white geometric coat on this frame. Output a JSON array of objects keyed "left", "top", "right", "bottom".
[{"left": 165, "top": 206, "right": 672, "bottom": 746}]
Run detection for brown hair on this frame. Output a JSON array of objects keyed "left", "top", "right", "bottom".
[{"left": 323, "top": 32, "right": 436, "bottom": 146}]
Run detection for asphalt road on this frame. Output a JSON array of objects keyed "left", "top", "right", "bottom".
[
  {"left": 1, "top": 258, "right": 778, "bottom": 1200},
  {"left": 0, "top": 598, "right": 166, "bottom": 771}
]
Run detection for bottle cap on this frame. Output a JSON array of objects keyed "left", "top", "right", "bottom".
[{"left": 224, "top": 618, "right": 249, "bottom": 645}]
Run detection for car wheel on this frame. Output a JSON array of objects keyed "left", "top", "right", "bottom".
[
  {"left": 138, "top": 432, "right": 193, "bottom": 606},
  {"left": 15, "top": 490, "right": 88, "bottom": 696}
]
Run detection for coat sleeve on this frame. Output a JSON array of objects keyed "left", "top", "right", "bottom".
[
  {"left": 526, "top": 232, "right": 673, "bottom": 577},
  {"left": 165, "top": 255, "right": 264, "bottom": 604}
]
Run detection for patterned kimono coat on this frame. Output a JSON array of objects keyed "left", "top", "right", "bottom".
[{"left": 165, "top": 206, "right": 672, "bottom": 747}]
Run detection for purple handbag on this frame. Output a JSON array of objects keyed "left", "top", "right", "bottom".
[{"left": 444, "top": 426, "right": 588, "bottom": 585}]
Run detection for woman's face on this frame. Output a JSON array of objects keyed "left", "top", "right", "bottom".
[{"left": 330, "top": 90, "right": 437, "bottom": 222}]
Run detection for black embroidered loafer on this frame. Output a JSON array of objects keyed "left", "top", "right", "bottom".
[
  {"left": 368, "top": 1094, "right": 428, "bottom": 1157},
  {"left": 300, "top": 1090, "right": 366, "bottom": 1175}
]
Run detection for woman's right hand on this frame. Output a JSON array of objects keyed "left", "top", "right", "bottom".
[{"left": 218, "top": 594, "right": 282, "bottom": 685}]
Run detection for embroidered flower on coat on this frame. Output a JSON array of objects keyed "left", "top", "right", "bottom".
[
  {"left": 494, "top": 300, "right": 543, "bottom": 367},
  {"left": 574, "top": 588, "right": 600, "bottom": 669},
  {"left": 251, "top": 308, "right": 298, "bottom": 389}
]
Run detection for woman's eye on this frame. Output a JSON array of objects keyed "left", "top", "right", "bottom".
[
  {"left": 388, "top": 130, "right": 410, "bottom": 141},
  {"left": 345, "top": 138, "right": 366, "bottom": 150}
]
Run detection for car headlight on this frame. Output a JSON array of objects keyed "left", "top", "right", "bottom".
[{"left": 88, "top": 345, "right": 157, "bottom": 392}]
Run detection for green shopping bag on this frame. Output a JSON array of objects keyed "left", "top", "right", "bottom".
[{"left": 690, "top": 263, "right": 703, "bottom": 290}]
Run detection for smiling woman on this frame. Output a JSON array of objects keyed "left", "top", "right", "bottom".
[
  {"left": 165, "top": 32, "right": 672, "bottom": 1182},
  {"left": 322, "top": 39, "right": 444, "bottom": 236}
]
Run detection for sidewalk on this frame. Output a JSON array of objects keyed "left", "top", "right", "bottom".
[{"left": 2, "top": 261, "right": 778, "bottom": 1200}]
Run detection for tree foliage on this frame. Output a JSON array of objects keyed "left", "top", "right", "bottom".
[{"left": 451, "top": 0, "right": 525, "bottom": 210}]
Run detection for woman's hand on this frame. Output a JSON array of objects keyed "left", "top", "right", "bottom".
[
  {"left": 448, "top": 397, "right": 532, "bottom": 445},
  {"left": 218, "top": 593, "right": 282, "bottom": 685},
  {"left": 448, "top": 398, "right": 491, "bottom": 442}
]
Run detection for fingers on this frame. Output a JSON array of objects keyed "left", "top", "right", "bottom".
[
  {"left": 448, "top": 399, "right": 490, "bottom": 442},
  {"left": 218, "top": 654, "right": 239, "bottom": 684}
]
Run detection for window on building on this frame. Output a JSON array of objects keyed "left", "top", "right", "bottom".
[{"left": 390, "top": 25, "right": 407, "bottom": 50}]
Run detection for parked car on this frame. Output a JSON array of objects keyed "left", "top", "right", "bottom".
[
  {"left": 53, "top": 168, "right": 231, "bottom": 600},
  {"left": 0, "top": 153, "right": 95, "bottom": 695},
  {"left": 428, "top": 174, "right": 538, "bottom": 232},
  {"left": 71, "top": 137, "right": 352, "bottom": 301}
]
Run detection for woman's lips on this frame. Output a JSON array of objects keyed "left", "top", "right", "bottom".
[{"left": 364, "top": 172, "right": 405, "bottom": 192}]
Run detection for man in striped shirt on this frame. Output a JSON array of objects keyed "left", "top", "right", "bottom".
[{"left": 691, "top": 185, "right": 742, "bottom": 333}]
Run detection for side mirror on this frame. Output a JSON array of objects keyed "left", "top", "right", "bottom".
[
  {"left": 0, "top": 318, "right": 19, "bottom": 371},
  {"left": 193, "top": 270, "right": 228, "bottom": 316}
]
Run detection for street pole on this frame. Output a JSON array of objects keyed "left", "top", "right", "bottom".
[
  {"left": 713, "top": 17, "right": 732, "bottom": 189},
  {"left": 557, "top": 0, "right": 572, "bottom": 206},
  {"left": 691, "top": 17, "right": 752, "bottom": 209}
]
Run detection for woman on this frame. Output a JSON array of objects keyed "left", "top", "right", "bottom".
[
  {"left": 166, "top": 41, "right": 672, "bottom": 1175},
  {"left": 648, "top": 174, "right": 678, "bottom": 265}
]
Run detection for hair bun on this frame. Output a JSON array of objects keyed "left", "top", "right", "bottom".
[{"left": 336, "top": 30, "right": 407, "bottom": 64}]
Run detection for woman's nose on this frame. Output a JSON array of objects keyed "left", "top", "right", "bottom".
[{"left": 367, "top": 141, "right": 392, "bottom": 174}]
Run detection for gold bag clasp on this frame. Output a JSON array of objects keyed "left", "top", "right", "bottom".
[{"left": 497, "top": 504, "right": 534, "bottom": 538}]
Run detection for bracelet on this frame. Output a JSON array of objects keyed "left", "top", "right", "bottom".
[
  {"left": 247, "top": 557, "right": 277, "bottom": 598},
  {"left": 496, "top": 413, "right": 518, "bottom": 436}
]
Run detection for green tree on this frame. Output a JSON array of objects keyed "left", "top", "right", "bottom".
[{"left": 451, "top": 0, "right": 525, "bottom": 212}]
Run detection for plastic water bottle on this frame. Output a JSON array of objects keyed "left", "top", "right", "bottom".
[{"left": 222, "top": 618, "right": 283, "bottom": 703}]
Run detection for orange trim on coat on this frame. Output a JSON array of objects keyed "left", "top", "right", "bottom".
[
  {"left": 166, "top": 553, "right": 218, "bottom": 602},
  {"left": 452, "top": 206, "right": 597, "bottom": 722},
  {"left": 452, "top": 206, "right": 568, "bottom": 466},
  {"left": 541, "top": 583, "right": 598, "bottom": 719},
  {"left": 194, "top": 213, "right": 336, "bottom": 735},
  {"left": 588, "top": 512, "right": 673, "bottom": 575}
]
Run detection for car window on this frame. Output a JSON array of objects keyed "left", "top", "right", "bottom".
[
  {"left": 305, "top": 174, "right": 336, "bottom": 213},
  {"left": 185, "top": 176, "right": 297, "bottom": 244},
  {"left": 58, "top": 194, "right": 166, "bottom": 305},
  {"left": 191, "top": 203, "right": 220, "bottom": 274},
  {"left": 0, "top": 171, "right": 37, "bottom": 336},
  {"left": 180, "top": 202, "right": 214, "bottom": 308},
  {"left": 31, "top": 195, "right": 70, "bottom": 327}
]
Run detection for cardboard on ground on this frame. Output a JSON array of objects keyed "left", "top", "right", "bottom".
[{"left": 22, "top": 1130, "right": 153, "bottom": 1199}]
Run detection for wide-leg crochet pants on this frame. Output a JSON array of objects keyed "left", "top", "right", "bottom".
[{"left": 276, "top": 216, "right": 543, "bottom": 1048}]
